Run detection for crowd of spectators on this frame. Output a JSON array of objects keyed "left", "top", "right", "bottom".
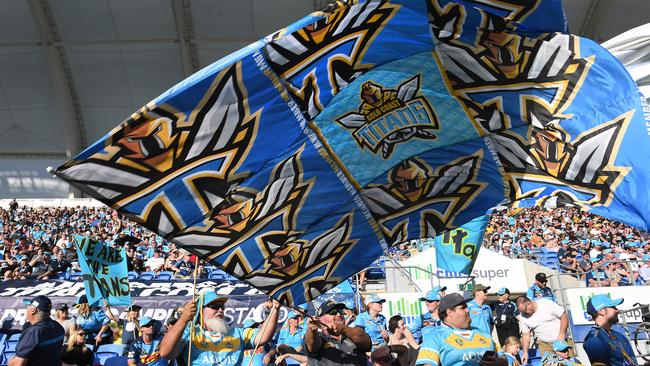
[
  {"left": 2, "top": 201, "right": 650, "bottom": 287},
  {"left": 0, "top": 202, "right": 206, "bottom": 281},
  {"left": 483, "top": 206, "right": 650, "bottom": 287}
]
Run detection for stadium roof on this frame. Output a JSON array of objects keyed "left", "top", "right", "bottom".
[{"left": 0, "top": 0, "right": 648, "bottom": 197}]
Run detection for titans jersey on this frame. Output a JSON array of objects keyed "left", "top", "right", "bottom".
[
  {"left": 353, "top": 311, "right": 387, "bottom": 348},
  {"left": 179, "top": 325, "right": 259, "bottom": 366},
  {"left": 128, "top": 336, "right": 167, "bottom": 366},
  {"left": 416, "top": 325, "right": 497, "bottom": 366},
  {"left": 583, "top": 326, "right": 637, "bottom": 366},
  {"left": 467, "top": 300, "right": 493, "bottom": 335}
]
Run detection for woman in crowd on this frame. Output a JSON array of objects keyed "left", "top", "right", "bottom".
[
  {"left": 70, "top": 295, "right": 113, "bottom": 346},
  {"left": 61, "top": 328, "right": 95, "bottom": 366}
]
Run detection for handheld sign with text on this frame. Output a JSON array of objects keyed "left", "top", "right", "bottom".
[
  {"left": 74, "top": 236, "right": 131, "bottom": 306},
  {"left": 434, "top": 215, "right": 489, "bottom": 275}
]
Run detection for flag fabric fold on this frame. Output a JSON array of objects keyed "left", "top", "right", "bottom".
[{"left": 56, "top": 0, "right": 650, "bottom": 306}]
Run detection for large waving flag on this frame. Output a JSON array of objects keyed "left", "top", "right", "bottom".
[{"left": 56, "top": 0, "right": 650, "bottom": 306}]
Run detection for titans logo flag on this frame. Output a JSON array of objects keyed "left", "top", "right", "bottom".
[{"left": 56, "top": 0, "right": 650, "bottom": 306}]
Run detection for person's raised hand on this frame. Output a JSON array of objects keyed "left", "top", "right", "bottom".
[{"left": 179, "top": 300, "right": 197, "bottom": 323}]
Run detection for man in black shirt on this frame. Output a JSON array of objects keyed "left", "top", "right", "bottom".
[
  {"left": 10, "top": 295, "right": 65, "bottom": 366},
  {"left": 305, "top": 301, "right": 371, "bottom": 366}
]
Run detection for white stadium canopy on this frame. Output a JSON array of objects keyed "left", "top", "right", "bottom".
[{"left": 0, "top": 0, "right": 649, "bottom": 198}]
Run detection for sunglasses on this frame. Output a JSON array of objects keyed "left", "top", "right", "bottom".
[
  {"left": 78, "top": 333, "right": 87, "bottom": 336},
  {"left": 205, "top": 303, "right": 224, "bottom": 310},
  {"left": 425, "top": 300, "right": 440, "bottom": 303},
  {"left": 326, "top": 308, "right": 344, "bottom": 316}
]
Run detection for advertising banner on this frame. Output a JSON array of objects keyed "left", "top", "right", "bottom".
[
  {"left": 399, "top": 248, "right": 529, "bottom": 293},
  {"left": 565, "top": 286, "right": 650, "bottom": 325},
  {"left": 0, "top": 280, "right": 289, "bottom": 330}
]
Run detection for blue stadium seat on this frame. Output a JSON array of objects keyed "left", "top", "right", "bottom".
[
  {"left": 138, "top": 272, "right": 156, "bottom": 280},
  {"left": 69, "top": 271, "right": 83, "bottom": 281},
  {"left": 1, "top": 350, "right": 15, "bottom": 366},
  {"left": 97, "top": 344, "right": 123, "bottom": 356},
  {"left": 155, "top": 271, "right": 174, "bottom": 280},
  {"left": 208, "top": 272, "right": 225, "bottom": 280},
  {"left": 93, "top": 352, "right": 118, "bottom": 366},
  {"left": 4, "top": 341, "right": 18, "bottom": 353},
  {"left": 127, "top": 271, "right": 139, "bottom": 280},
  {"left": 104, "top": 356, "right": 128, "bottom": 366}
]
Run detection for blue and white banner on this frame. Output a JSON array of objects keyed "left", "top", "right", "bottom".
[
  {"left": 435, "top": 215, "right": 489, "bottom": 275},
  {"left": 74, "top": 236, "right": 131, "bottom": 306}
]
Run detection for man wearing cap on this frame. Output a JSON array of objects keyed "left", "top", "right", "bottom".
[
  {"left": 408, "top": 290, "right": 442, "bottom": 342},
  {"left": 9, "top": 295, "right": 65, "bottom": 366},
  {"left": 354, "top": 294, "right": 389, "bottom": 349},
  {"left": 416, "top": 293, "right": 505, "bottom": 366},
  {"left": 516, "top": 296, "right": 569, "bottom": 364},
  {"left": 121, "top": 304, "right": 143, "bottom": 354},
  {"left": 492, "top": 288, "right": 519, "bottom": 346},
  {"left": 305, "top": 300, "right": 371, "bottom": 365},
  {"left": 265, "top": 311, "right": 307, "bottom": 365},
  {"left": 160, "top": 291, "right": 280, "bottom": 366},
  {"left": 526, "top": 273, "right": 557, "bottom": 302},
  {"left": 128, "top": 316, "right": 167, "bottom": 366},
  {"left": 467, "top": 284, "right": 494, "bottom": 335},
  {"left": 583, "top": 294, "right": 640, "bottom": 366}
]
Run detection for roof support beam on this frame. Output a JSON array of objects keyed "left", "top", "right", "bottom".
[
  {"left": 579, "top": 0, "right": 613, "bottom": 40},
  {"left": 27, "top": 0, "right": 84, "bottom": 197},
  {"left": 172, "top": 0, "right": 199, "bottom": 76}
]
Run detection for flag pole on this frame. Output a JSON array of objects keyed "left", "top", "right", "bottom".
[
  {"left": 187, "top": 255, "right": 200, "bottom": 366},
  {"left": 247, "top": 303, "right": 279, "bottom": 366}
]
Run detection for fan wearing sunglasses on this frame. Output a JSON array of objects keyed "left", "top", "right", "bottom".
[
  {"left": 305, "top": 301, "right": 371, "bottom": 366},
  {"left": 159, "top": 291, "right": 280, "bottom": 366}
]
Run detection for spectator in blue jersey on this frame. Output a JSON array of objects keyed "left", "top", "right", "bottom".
[
  {"left": 409, "top": 289, "right": 442, "bottom": 342},
  {"left": 128, "top": 317, "right": 167, "bottom": 366},
  {"left": 467, "top": 284, "right": 494, "bottom": 335},
  {"left": 241, "top": 320, "right": 266, "bottom": 366},
  {"left": 265, "top": 311, "right": 307, "bottom": 365},
  {"left": 71, "top": 295, "right": 112, "bottom": 346},
  {"left": 343, "top": 300, "right": 357, "bottom": 326},
  {"left": 526, "top": 273, "right": 557, "bottom": 302},
  {"left": 354, "top": 294, "right": 389, "bottom": 349},
  {"left": 159, "top": 291, "right": 280, "bottom": 366},
  {"left": 493, "top": 288, "right": 519, "bottom": 346},
  {"left": 10, "top": 295, "right": 65, "bottom": 366},
  {"left": 583, "top": 294, "right": 643, "bottom": 366},
  {"left": 415, "top": 293, "right": 506, "bottom": 366}
]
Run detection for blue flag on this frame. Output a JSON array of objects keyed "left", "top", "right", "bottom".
[
  {"left": 55, "top": 0, "right": 650, "bottom": 305},
  {"left": 435, "top": 215, "right": 489, "bottom": 275},
  {"left": 74, "top": 236, "right": 131, "bottom": 306}
]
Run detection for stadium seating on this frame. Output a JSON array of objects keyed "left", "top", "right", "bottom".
[
  {"left": 93, "top": 351, "right": 119, "bottom": 366},
  {"left": 138, "top": 272, "right": 157, "bottom": 280},
  {"left": 155, "top": 271, "right": 174, "bottom": 280},
  {"left": 0, "top": 351, "right": 15, "bottom": 366},
  {"left": 97, "top": 343, "right": 123, "bottom": 355},
  {"left": 127, "top": 271, "right": 139, "bottom": 280},
  {"left": 104, "top": 356, "right": 128, "bottom": 366},
  {"left": 68, "top": 272, "right": 84, "bottom": 281}
]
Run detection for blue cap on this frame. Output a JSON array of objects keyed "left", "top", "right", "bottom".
[
  {"left": 200, "top": 291, "right": 228, "bottom": 308},
  {"left": 432, "top": 286, "right": 447, "bottom": 293},
  {"left": 420, "top": 290, "right": 441, "bottom": 302},
  {"left": 552, "top": 340, "right": 572, "bottom": 352},
  {"left": 287, "top": 311, "right": 300, "bottom": 319},
  {"left": 242, "top": 319, "right": 260, "bottom": 328},
  {"left": 496, "top": 287, "right": 509, "bottom": 296},
  {"left": 139, "top": 317, "right": 155, "bottom": 327},
  {"left": 298, "top": 303, "right": 309, "bottom": 311},
  {"left": 586, "top": 294, "right": 623, "bottom": 316},
  {"left": 364, "top": 294, "right": 386, "bottom": 305}
]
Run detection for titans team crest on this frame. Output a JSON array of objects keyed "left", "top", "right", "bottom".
[{"left": 337, "top": 75, "right": 439, "bottom": 159}]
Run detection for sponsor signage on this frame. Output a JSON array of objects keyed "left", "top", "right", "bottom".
[
  {"left": 565, "top": 286, "right": 650, "bottom": 326},
  {"left": 399, "top": 248, "right": 529, "bottom": 292}
]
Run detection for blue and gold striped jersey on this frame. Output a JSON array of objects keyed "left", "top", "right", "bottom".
[
  {"left": 416, "top": 324, "right": 497, "bottom": 366},
  {"left": 179, "top": 325, "right": 259, "bottom": 366}
]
